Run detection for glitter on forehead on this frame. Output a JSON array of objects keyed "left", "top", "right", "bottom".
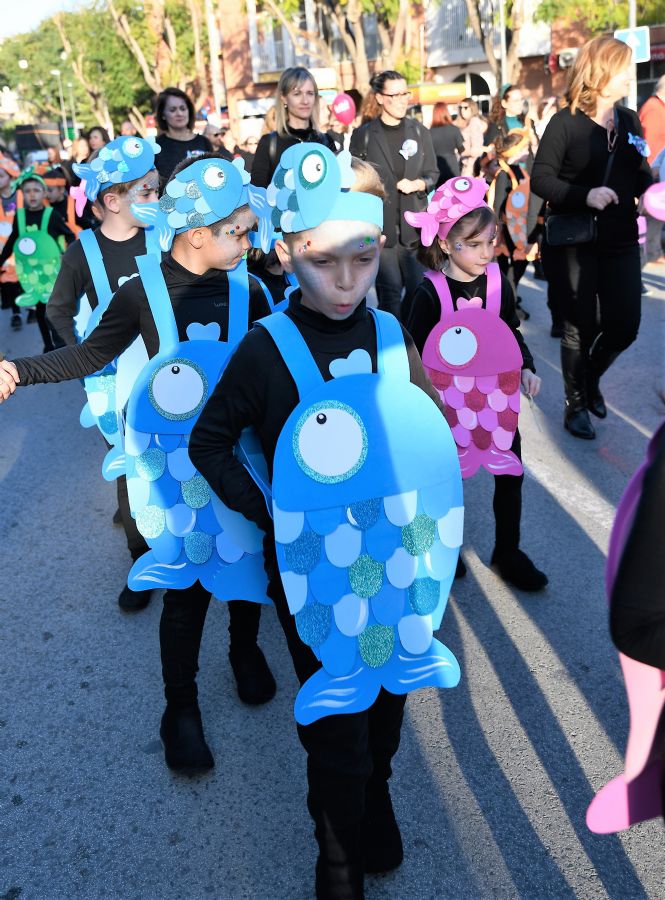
[
  {"left": 358, "top": 624, "right": 394, "bottom": 668},
  {"left": 136, "top": 505, "right": 166, "bottom": 539},
  {"left": 296, "top": 602, "right": 332, "bottom": 647},
  {"left": 135, "top": 447, "right": 167, "bottom": 482},
  {"left": 347, "top": 498, "right": 381, "bottom": 530},
  {"left": 284, "top": 529, "right": 320, "bottom": 575},
  {"left": 401, "top": 514, "right": 436, "bottom": 557},
  {"left": 181, "top": 475, "right": 210, "bottom": 509},
  {"left": 349, "top": 554, "right": 384, "bottom": 598},
  {"left": 184, "top": 531, "right": 213, "bottom": 564},
  {"left": 409, "top": 578, "right": 439, "bottom": 615}
]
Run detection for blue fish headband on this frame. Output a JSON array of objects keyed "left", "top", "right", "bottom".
[
  {"left": 256, "top": 145, "right": 383, "bottom": 244},
  {"left": 72, "top": 136, "right": 161, "bottom": 201},
  {"left": 131, "top": 156, "right": 268, "bottom": 252}
]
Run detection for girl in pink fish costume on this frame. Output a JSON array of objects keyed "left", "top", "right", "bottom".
[{"left": 403, "top": 175, "right": 547, "bottom": 591}]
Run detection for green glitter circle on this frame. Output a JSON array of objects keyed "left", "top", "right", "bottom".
[
  {"left": 296, "top": 602, "right": 332, "bottom": 647},
  {"left": 348, "top": 498, "right": 381, "bottom": 530},
  {"left": 349, "top": 555, "right": 384, "bottom": 598},
  {"left": 408, "top": 579, "right": 440, "bottom": 615},
  {"left": 148, "top": 357, "right": 208, "bottom": 423},
  {"left": 358, "top": 625, "right": 394, "bottom": 668},
  {"left": 284, "top": 529, "right": 320, "bottom": 575},
  {"left": 135, "top": 448, "right": 166, "bottom": 482},
  {"left": 293, "top": 400, "right": 368, "bottom": 485},
  {"left": 136, "top": 505, "right": 165, "bottom": 539},
  {"left": 401, "top": 514, "right": 436, "bottom": 557},
  {"left": 184, "top": 531, "right": 213, "bottom": 564},
  {"left": 181, "top": 475, "right": 210, "bottom": 509}
]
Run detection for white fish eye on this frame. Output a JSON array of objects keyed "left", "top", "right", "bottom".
[
  {"left": 149, "top": 358, "right": 208, "bottom": 421},
  {"left": 299, "top": 151, "right": 326, "bottom": 188},
  {"left": 123, "top": 138, "right": 142, "bottom": 158},
  {"left": 17, "top": 237, "right": 36, "bottom": 256},
  {"left": 453, "top": 177, "right": 471, "bottom": 192},
  {"left": 438, "top": 325, "right": 478, "bottom": 367},
  {"left": 294, "top": 401, "right": 367, "bottom": 483},
  {"left": 202, "top": 163, "right": 226, "bottom": 190}
]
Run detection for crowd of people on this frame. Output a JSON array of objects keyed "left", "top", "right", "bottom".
[{"left": 0, "top": 32, "right": 664, "bottom": 900}]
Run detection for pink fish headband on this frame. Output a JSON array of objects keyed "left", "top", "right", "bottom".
[{"left": 404, "top": 176, "right": 490, "bottom": 247}]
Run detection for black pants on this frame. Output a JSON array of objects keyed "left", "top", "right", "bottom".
[
  {"left": 497, "top": 254, "right": 528, "bottom": 299},
  {"left": 34, "top": 303, "right": 55, "bottom": 352},
  {"left": 160, "top": 581, "right": 262, "bottom": 707},
  {"left": 264, "top": 537, "right": 407, "bottom": 878},
  {"left": 544, "top": 243, "right": 641, "bottom": 354},
  {"left": 375, "top": 243, "right": 424, "bottom": 317},
  {"left": 0, "top": 280, "right": 20, "bottom": 313},
  {"left": 539, "top": 240, "right": 565, "bottom": 328},
  {"left": 493, "top": 431, "right": 523, "bottom": 556}
]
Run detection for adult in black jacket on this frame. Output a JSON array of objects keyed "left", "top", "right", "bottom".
[
  {"left": 251, "top": 67, "right": 335, "bottom": 189},
  {"left": 349, "top": 71, "right": 439, "bottom": 316},
  {"left": 531, "top": 36, "right": 653, "bottom": 440}
]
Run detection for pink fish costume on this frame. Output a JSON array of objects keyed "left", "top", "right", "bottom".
[{"left": 405, "top": 176, "right": 523, "bottom": 479}]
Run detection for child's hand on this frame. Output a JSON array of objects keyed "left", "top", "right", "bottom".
[
  {"left": 521, "top": 370, "right": 541, "bottom": 398},
  {"left": 0, "top": 359, "right": 20, "bottom": 402}
]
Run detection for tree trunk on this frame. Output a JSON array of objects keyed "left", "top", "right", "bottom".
[
  {"left": 464, "top": 0, "right": 500, "bottom": 81},
  {"left": 345, "top": 0, "right": 371, "bottom": 94},
  {"left": 506, "top": 0, "right": 525, "bottom": 84},
  {"left": 54, "top": 14, "right": 113, "bottom": 130},
  {"left": 388, "top": 0, "right": 409, "bottom": 70},
  {"left": 108, "top": 0, "right": 163, "bottom": 94}
]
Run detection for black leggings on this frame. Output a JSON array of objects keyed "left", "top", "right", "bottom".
[
  {"left": 34, "top": 303, "right": 55, "bottom": 352},
  {"left": 493, "top": 430, "right": 523, "bottom": 556},
  {"left": 375, "top": 243, "right": 425, "bottom": 318},
  {"left": 0, "top": 280, "right": 20, "bottom": 313}
]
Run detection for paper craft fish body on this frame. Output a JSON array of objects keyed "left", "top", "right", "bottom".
[
  {"left": 14, "top": 228, "right": 62, "bottom": 307},
  {"left": 422, "top": 264, "right": 523, "bottom": 479},
  {"left": 73, "top": 137, "right": 160, "bottom": 202}
]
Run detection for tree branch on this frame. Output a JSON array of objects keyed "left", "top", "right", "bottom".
[
  {"left": 464, "top": 0, "right": 499, "bottom": 80},
  {"left": 108, "top": 0, "right": 162, "bottom": 94}
]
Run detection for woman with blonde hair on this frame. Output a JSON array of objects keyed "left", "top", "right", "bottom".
[
  {"left": 251, "top": 66, "right": 335, "bottom": 188},
  {"left": 531, "top": 35, "right": 652, "bottom": 440}
]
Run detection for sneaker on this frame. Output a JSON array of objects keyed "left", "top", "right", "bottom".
[
  {"left": 362, "top": 782, "right": 403, "bottom": 874},
  {"left": 10, "top": 313, "right": 21, "bottom": 330},
  {"left": 491, "top": 548, "right": 548, "bottom": 592},
  {"left": 160, "top": 704, "right": 214, "bottom": 773},
  {"left": 229, "top": 645, "right": 276, "bottom": 705},
  {"left": 118, "top": 583, "right": 152, "bottom": 611}
]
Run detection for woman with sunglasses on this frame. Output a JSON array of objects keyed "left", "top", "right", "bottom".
[
  {"left": 349, "top": 69, "right": 438, "bottom": 316},
  {"left": 531, "top": 36, "right": 652, "bottom": 440},
  {"left": 457, "top": 97, "right": 487, "bottom": 176}
]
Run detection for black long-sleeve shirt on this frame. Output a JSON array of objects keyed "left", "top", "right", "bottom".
[
  {"left": 610, "top": 426, "right": 665, "bottom": 669},
  {"left": 402, "top": 269, "right": 535, "bottom": 373},
  {"left": 45, "top": 228, "right": 151, "bottom": 347},
  {"left": 13, "top": 255, "right": 271, "bottom": 386},
  {"left": 531, "top": 106, "right": 653, "bottom": 250},
  {"left": 189, "top": 294, "right": 445, "bottom": 533},
  {"left": 0, "top": 206, "right": 74, "bottom": 268}
]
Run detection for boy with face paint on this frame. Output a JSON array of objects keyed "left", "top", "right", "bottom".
[
  {"left": 190, "top": 147, "right": 453, "bottom": 900},
  {"left": 0, "top": 153, "right": 277, "bottom": 773}
]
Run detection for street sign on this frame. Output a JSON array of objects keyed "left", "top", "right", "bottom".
[{"left": 614, "top": 26, "right": 651, "bottom": 64}]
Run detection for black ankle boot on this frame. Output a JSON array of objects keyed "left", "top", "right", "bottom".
[
  {"left": 361, "top": 782, "right": 403, "bottom": 874},
  {"left": 160, "top": 704, "right": 214, "bottom": 773},
  {"left": 491, "top": 548, "right": 548, "bottom": 592},
  {"left": 561, "top": 346, "right": 595, "bottom": 440},
  {"left": 229, "top": 645, "right": 276, "bottom": 705},
  {"left": 587, "top": 337, "right": 620, "bottom": 420},
  {"left": 118, "top": 583, "right": 152, "bottom": 611}
]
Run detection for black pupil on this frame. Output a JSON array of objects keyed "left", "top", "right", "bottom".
[
  {"left": 455, "top": 328, "right": 462, "bottom": 335},
  {"left": 316, "top": 413, "right": 327, "bottom": 425},
  {"left": 171, "top": 365, "right": 180, "bottom": 374}
]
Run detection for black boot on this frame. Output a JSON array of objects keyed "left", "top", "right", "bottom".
[
  {"left": 587, "top": 337, "right": 620, "bottom": 420},
  {"left": 561, "top": 345, "right": 595, "bottom": 440},
  {"left": 361, "top": 781, "right": 403, "bottom": 874},
  {"left": 491, "top": 548, "right": 548, "bottom": 592},
  {"left": 160, "top": 703, "right": 214, "bottom": 774},
  {"left": 309, "top": 789, "right": 365, "bottom": 900},
  {"left": 228, "top": 645, "right": 276, "bottom": 705}
]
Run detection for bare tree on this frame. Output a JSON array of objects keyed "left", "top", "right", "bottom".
[
  {"left": 54, "top": 14, "right": 112, "bottom": 130},
  {"left": 463, "top": 0, "right": 525, "bottom": 84}
]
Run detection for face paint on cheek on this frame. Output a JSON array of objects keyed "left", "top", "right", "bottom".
[
  {"left": 127, "top": 178, "right": 159, "bottom": 204},
  {"left": 224, "top": 222, "right": 242, "bottom": 236},
  {"left": 454, "top": 242, "right": 463, "bottom": 252},
  {"left": 298, "top": 240, "right": 312, "bottom": 254}
]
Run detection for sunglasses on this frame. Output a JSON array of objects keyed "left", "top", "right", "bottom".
[{"left": 380, "top": 91, "right": 411, "bottom": 100}]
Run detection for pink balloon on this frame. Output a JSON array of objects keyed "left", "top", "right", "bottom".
[{"left": 331, "top": 93, "right": 356, "bottom": 126}]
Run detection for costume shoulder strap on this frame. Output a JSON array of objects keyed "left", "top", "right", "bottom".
[
  {"left": 41, "top": 206, "right": 53, "bottom": 232},
  {"left": 370, "top": 308, "right": 410, "bottom": 380},
  {"left": 136, "top": 253, "right": 179, "bottom": 353},
  {"left": 16, "top": 207, "right": 25, "bottom": 235},
  {"left": 424, "top": 269, "right": 455, "bottom": 317},
  {"left": 226, "top": 257, "right": 250, "bottom": 347},
  {"left": 257, "top": 311, "right": 323, "bottom": 399},
  {"left": 485, "top": 262, "right": 501, "bottom": 314},
  {"left": 79, "top": 229, "right": 113, "bottom": 309}
]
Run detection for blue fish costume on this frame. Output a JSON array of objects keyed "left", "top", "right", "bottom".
[
  {"left": 123, "top": 156, "right": 271, "bottom": 603},
  {"left": 71, "top": 136, "right": 163, "bottom": 476},
  {"left": 248, "top": 144, "right": 464, "bottom": 725}
]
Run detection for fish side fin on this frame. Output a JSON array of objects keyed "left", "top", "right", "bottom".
[
  {"left": 102, "top": 446, "right": 125, "bottom": 482},
  {"left": 295, "top": 665, "right": 382, "bottom": 726},
  {"left": 380, "top": 638, "right": 461, "bottom": 695},
  {"left": 128, "top": 551, "right": 196, "bottom": 590},
  {"left": 586, "top": 762, "right": 664, "bottom": 834},
  {"left": 457, "top": 444, "right": 483, "bottom": 479},
  {"left": 481, "top": 447, "right": 523, "bottom": 476},
  {"left": 80, "top": 403, "right": 96, "bottom": 429}
]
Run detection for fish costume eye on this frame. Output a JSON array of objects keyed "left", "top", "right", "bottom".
[
  {"left": 438, "top": 326, "right": 478, "bottom": 367},
  {"left": 294, "top": 401, "right": 367, "bottom": 483},
  {"left": 17, "top": 237, "right": 36, "bottom": 256},
  {"left": 202, "top": 163, "right": 226, "bottom": 190},
  {"left": 123, "top": 138, "right": 143, "bottom": 158},
  {"left": 453, "top": 177, "right": 471, "bottom": 192},
  {"left": 299, "top": 151, "right": 327, "bottom": 189},
  {"left": 148, "top": 358, "right": 208, "bottom": 421}
]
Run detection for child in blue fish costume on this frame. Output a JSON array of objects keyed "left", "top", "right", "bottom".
[
  {"left": 190, "top": 145, "right": 463, "bottom": 900},
  {"left": 44, "top": 136, "right": 161, "bottom": 612},
  {"left": 1, "top": 153, "right": 278, "bottom": 775}
]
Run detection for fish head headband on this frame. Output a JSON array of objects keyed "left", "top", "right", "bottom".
[
  {"left": 257, "top": 144, "right": 383, "bottom": 244},
  {"left": 72, "top": 135, "right": 161, "bottom": 202},
  {"left": 404, "top": 175, "right": 490, "bottom": 247},
  {"left": 131, "top": 156, "right": 268, "bottom": 252}
]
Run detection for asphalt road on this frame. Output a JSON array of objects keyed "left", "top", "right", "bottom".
[{"left": 1, "top": 263, "right": 664, "bottom": 900}]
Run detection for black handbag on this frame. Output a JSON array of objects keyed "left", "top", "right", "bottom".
[{"left": 544, "top": 110, "right": 619, "bottom": 248}]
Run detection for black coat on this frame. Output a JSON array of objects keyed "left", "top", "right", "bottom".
[
  {"left": 430, "top": 123, "right": 464, "bottom": 185},
  {"left": 349, "top": 117, "right": 439, "bottom": 249},
  {"left": 251, "top": 128, "right": 335, "bottom": 188}
]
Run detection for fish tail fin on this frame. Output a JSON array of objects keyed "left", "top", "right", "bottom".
[
  {"left": 295, "top": 665, "right": 382, "bottom": 726},
  {"left": 72, "top": 165, "right": 100, "bottom": 201},
  {"left": 247, "top": 184, "right": 273, "bottom": 253},
  {"left": 130, "top": 202, "right": 175, "bottom": 251},
  {"left": 403, "top": 210, "right": 438, "bottom": 246},
  {"left": 457, "top": 444, "right": 483, "bottom": 479},
  {"left": 102, "top": 446, "right": 125, "bottom": 481},
  {"left": 128, "top": 551, "right": 195, "bottom": 590},
  {"left": 380, "top": 638, "right": 461, "bottom": 695},
  {"left": 211, "top": 552, "right": 270, "bottom": 604},
  {"left": 483, "top": 447, "right": 523, "bottom": 476},
  {"left": 586, "top": 762, "right": 663, "bottom": 834}
]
